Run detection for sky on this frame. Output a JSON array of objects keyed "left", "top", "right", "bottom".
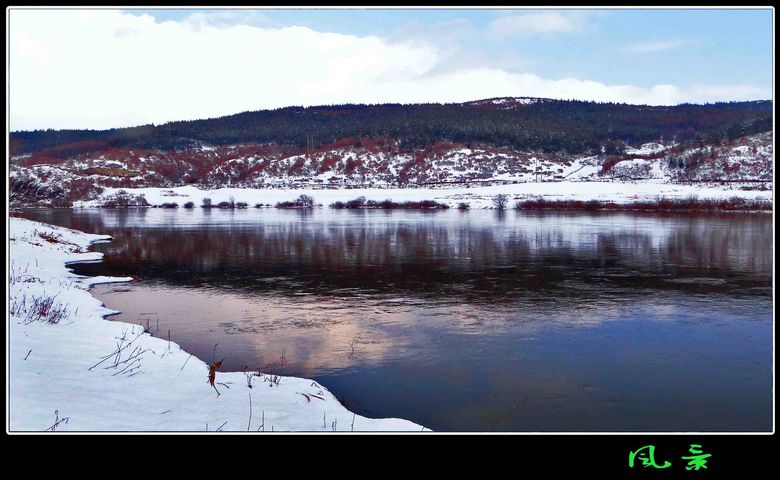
[{"left": 8, "top": 7, "right": 774, "bottom": 131}]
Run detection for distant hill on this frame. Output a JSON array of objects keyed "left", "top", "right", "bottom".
[
  {"left": 8, "top": 97, "right": 773, "bottom": 206},
  {"left": 10, "top": 97, "right": 772, "bottom": 159}
]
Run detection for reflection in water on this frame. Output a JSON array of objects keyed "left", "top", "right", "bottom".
[
  {"left": 41, "top": 209, "right": 772, "bottom": 299},
  {"left": 25, "top": 208, "right": 773, "bottom": 432}
]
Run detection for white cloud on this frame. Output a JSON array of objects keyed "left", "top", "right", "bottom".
[
  {"left": 182, "top": 9, "right": 273, "bottom": 29},
  {"left": 686, "top": 83, "right": 769, "bottom": 102},
  {"left": 365, "top": 69, "right": 769, "bottom": 107},
  {"left": 625, "top": 39, "right": 703, "bottom": 54},
  {"left": 8, "top": 10, "right": 770, "bottom": 131},
  {"left": 14, "top": 32, "right": 54, "bottom": 63},
  {"left": 487, "top": 12, "right": 585, "bottom": 37}
]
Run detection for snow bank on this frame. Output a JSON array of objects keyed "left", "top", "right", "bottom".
[
  {"left": 76, "top": 181, "right": 773, "bottom": 210},
  {"left": 625, "top": 143, "right": 666, "bottom": 156},
  {"left": 8, "top": 217, "right": 426, "bottom": 432}
]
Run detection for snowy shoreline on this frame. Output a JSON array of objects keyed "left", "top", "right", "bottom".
[
  {"left": 8, "top": 217, "right": 427, "bottom": 432},
  {"left": 74, "top": 182, "right": 773, "bottom": 210}
]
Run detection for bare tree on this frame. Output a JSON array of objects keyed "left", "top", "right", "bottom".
[
  {"left": 492, "top": 194, "right": 509, "bottom": 210},
  {"left": 296, "top": 194, "right": 315, "bottom": 207}
]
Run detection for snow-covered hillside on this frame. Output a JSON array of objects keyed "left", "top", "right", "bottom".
[
  {"left": 606, "top": 132, "right": 773, "bottom": 182},
  {"left": 459, "top": 96, "right": 553, "bottom": 109},
  {"left": 9, "top": 132, "right": 773, "bottom": 206}
]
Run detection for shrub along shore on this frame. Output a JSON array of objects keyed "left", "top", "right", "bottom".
[{"left": 512, "top": 196, "right": 771, "bottom": 212}]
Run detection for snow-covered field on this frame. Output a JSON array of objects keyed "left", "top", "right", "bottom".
[
  {"left": 76, "top": 181, "right": 773, "bottom": 210},
  {"left": 8, "top": 217, "right": 426, "bottom": 432}
]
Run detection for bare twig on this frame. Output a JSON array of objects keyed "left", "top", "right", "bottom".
[
  {"left": 180, "top": 353, "right": 193, "bottom": 371},
  {"left": 89, "top": 331, "right": 144, "bottom": 370},
  {"left": 110, "top": 357, "right": 141, "bottom": 376},
  {"left": 216, "top": 420, "right": 228, "bottom": 432},
  {"left": 106, "top": 347, "right": 151, "bottom": 371},
  {"left": 24, "top": 349, "right": 32, "bottom": 360},
  {"left": 111, "top": 358, "right": 144, "bottom": 376},
  {"left": 247, "top": 393, "right": 252, "bottom": 432},
  {"left": 45, "top": 410, "right": 69, "bottom": 432},
  {"left": 256, "top": 410, "right": 264, "bottom": 432}
]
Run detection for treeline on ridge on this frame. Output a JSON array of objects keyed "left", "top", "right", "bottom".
[{"left": 10, "top": 98, "right": 773, "bottom": 159}]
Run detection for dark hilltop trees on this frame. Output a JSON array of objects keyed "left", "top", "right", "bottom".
[{"left": 10, "top": 98, "right": 772, "bottom": 160}]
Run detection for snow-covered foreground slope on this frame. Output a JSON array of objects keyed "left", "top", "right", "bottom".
[
  {"left": 8, "top": 218, "right": 426, "bottom": 432},
  {"left": 76, "top": 181, "right": 773, "bottom": 210}
]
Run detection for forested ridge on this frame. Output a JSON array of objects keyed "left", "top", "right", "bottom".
[{"left": 10, "top": 97, "right": 772, "bottom": 160}]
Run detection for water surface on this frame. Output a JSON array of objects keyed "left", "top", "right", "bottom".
[{"left": 25, "top": 208, "right": 773, "bottom": 431}]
